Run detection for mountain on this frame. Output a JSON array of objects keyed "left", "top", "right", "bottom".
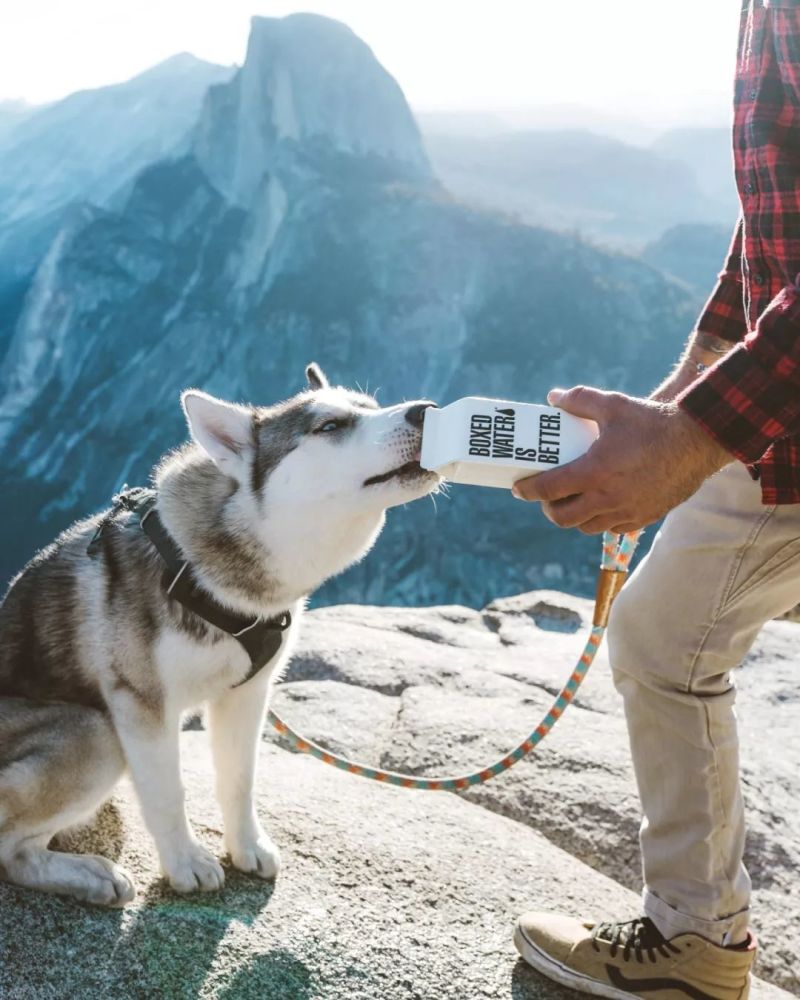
[
  {"left": 642, "top": 223, "right": 732, "bottom": 299},
  {"left": 415, "top": 103, "right": 668, "bottom": 146},
  {"left": 0, "top": 54, "right": 235, "bottom": 351},
  {"left": 652, "top": 127, "right": 739, "bottom": 222},
  {"left": 0, "top": 100, "right": 33, "bottom": 142},
  {"left": 422, "top": 129, "right": 728, "bottom": 248},
  {"left": 492, "top": 103, "right": 661, "bottom": 145},
  {"left": 0, "top": 14, "right": 698, "bottom": 608},
  {"left": 193, "top": 14, "right": 429, "bottom": 209},
  {"left": 414, "top": 110, "right": 509, "bottom": 137}
]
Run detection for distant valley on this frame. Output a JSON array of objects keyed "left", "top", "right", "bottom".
[{"left": 421, "top": 118, "right": 737, "bottom": 260}]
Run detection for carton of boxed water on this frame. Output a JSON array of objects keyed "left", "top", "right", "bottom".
[{"left": 420, "top": 396, "right": 598, "bottom": 489}]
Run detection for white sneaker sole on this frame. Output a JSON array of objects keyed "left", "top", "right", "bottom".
[{"left": 513, "top": 922, "right": 644, "bottom": 1000}]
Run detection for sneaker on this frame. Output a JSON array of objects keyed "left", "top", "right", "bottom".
[{"left": 514, "top": 913, "right": 756, "bottom": 1000}]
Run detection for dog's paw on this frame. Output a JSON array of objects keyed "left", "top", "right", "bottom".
[
  {"left": 162, "top": 842, "right": 225, "bottom": 894},
  {"left": 68, "top": 856, "right": 137, "bottom": 907},
  {"left": 229, "top": 837, "right": 281, "bottom": 880}
]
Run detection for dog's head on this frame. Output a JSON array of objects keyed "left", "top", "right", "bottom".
[{"left": 181, "top": 363, "right": 442, "bottom": 520}]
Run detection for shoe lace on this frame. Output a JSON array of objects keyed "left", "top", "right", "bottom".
[{"left": 591, "top": 917, "right": 682, "bottom": 964}]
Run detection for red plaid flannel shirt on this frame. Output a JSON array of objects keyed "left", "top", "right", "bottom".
[{"left": 678, "top": 0, "right": 800, "bottom": 503}]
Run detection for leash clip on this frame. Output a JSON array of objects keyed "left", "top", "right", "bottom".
[
  {"left": 592, "top": 568, "right": 628, "bottom": 628},
  {"left": 87, "top": 485, "right": 156, "bottom": 558}
]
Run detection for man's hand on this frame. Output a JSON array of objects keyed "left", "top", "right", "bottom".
[{"left": 512, "top": 386, "right": 733, "bottom": 534}]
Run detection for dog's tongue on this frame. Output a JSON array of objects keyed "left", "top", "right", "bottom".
[{"left": 413, "top": 448, "right": 422, "bottom": 462}]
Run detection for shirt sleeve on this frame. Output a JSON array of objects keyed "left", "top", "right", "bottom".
[
  {"left": 678, "top": 280, "right": 800, "bottom": 463},
  {"left": 692, "top": 218, "right": 747, "bottom": 344}
]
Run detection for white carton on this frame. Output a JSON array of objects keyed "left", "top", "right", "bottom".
[{"left": 420, "top": 396, "right": 598, "bottom": 489}]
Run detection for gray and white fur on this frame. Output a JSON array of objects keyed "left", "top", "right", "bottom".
[{"left": 0, "top": 364, "right": 440, "bottom": 905}]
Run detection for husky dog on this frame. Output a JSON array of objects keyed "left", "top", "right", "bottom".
[{"left": 0, "top": 363, "right": 440, "bottom": 906}]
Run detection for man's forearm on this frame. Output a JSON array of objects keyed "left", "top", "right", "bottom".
[
  {"left": 679, "top": 282, "right": 800, "bottom": 466},
  {"left": 651, "top": 331, "right": 737, "bottom": 403}
]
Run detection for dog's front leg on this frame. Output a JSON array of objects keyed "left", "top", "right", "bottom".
[
  {"left": 208, "top": 677, "right": 281, "bottom": 879},
  {"left": 113, "top": 704, "right": 225, "bottom": 893}
]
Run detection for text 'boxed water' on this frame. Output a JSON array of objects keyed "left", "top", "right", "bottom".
[{"left": 420, "top": 397, "right": 598, "bottom": 489}]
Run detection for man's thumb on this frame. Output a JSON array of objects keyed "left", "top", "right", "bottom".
[{"left": 547, "top": 385, "right": 613, "bottom": 422}]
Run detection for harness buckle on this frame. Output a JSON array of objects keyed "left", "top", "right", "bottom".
[{"left": 233, "top": 611, "right": 292, "bottom": 638}]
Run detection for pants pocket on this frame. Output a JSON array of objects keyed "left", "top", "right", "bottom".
[{"left": 724, "top": 535, "right": 800, "bottom": 608}]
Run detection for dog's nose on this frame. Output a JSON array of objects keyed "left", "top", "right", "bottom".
[{"left": 404, "top": 401, "right": 437, "bottom": 428}]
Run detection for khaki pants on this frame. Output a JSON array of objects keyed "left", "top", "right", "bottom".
[{"left": 607, "top": 462, "right": 800, "bottom": 946}]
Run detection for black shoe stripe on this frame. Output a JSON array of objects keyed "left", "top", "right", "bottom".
[{"left": 606, "top": 965, "right": 720, "bottom": 1000}]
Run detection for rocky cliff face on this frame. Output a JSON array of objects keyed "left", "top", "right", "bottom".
[
  {"left": 193, "top": 14, "right": 430, "bottom": 208},
  {"left": 0, "top": 15, "right": 697, "bottom": 606},
  {"left": 0, "top": 54, "right": 235, "bottom": 349}
]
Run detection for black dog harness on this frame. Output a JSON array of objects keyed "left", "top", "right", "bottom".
[{"left": 88, "top": 487, "right": 292, "bottom": 687}]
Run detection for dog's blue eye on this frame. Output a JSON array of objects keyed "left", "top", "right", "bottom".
[{"left": 318, "top": 420, "right": 342, "bottom": 433}]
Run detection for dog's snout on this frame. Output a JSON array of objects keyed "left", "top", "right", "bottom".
[{"left": 404, "top": 401, "right": 437, "bottom": 429}]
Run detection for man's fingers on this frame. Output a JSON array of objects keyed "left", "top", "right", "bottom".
[
  {"left": 542, "top": 494, "right": 613, "bottom": 529},
  {"left": 577, "top": 516, "right": 646, "bottom": 535},
  {"left": 547, "top": 385, "right": 619, "bottom": 425},
  {"left": 576, "top": 514, "right": 619, "bottom": 535},
  {"left": 610, "top": 522, "right": 644, "bottom": 535},
  {"left": 513, "top": 461, "right": 588, "bottom": 503}
]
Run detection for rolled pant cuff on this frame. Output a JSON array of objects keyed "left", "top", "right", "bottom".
[{"left": 643, "top": 888, "right": 750, "bottom": 946}]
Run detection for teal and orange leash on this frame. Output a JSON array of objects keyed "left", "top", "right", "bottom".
[{"left": 266, "top": 530, "right": 641, "bottom": 791}]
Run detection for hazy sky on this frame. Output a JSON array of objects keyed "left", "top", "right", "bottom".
[{"left": 1, "top": 1, "right": 740, "bottom": 126}]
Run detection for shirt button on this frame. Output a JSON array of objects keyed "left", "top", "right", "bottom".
[
  {"left": 753, "top": 273, "right": 765, "bottom": 286},
  {"left": 744, "top": 181, "right": 755, "bottom": 194},
  {"left": 750, "top": 87, "right": 757, "bottom": 100}
]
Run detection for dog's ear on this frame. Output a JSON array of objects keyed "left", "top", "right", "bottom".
[
  {"left": 305, "top": 362, "right": 329, "bottom": 391},
  {"left": 181, "top": 390, "right": 253, "bottom": 479}
]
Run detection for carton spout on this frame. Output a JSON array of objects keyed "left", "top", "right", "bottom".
[{"left": 419, "top": 406, "right": 444, "bottom": 472}]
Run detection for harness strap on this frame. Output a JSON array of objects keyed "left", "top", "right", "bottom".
[{"left": 89, "top": 487, "right": 291, "bottom": 687}]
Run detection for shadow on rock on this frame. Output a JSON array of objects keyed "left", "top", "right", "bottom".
[
  {"left": 106, "top": 871, "right": 277, "bottom": 997},
  {"left": 0, "top": 863, "right": 276, "bottom": 998},
  {"left": 216, "top": 950, "right": 313, "bottom": 1000},
  {"left": 0, "top": 882, "right": 126, "bottom": 990},
  {"left": 511, "top": 957, "right": 579, "bottom": 999}
]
